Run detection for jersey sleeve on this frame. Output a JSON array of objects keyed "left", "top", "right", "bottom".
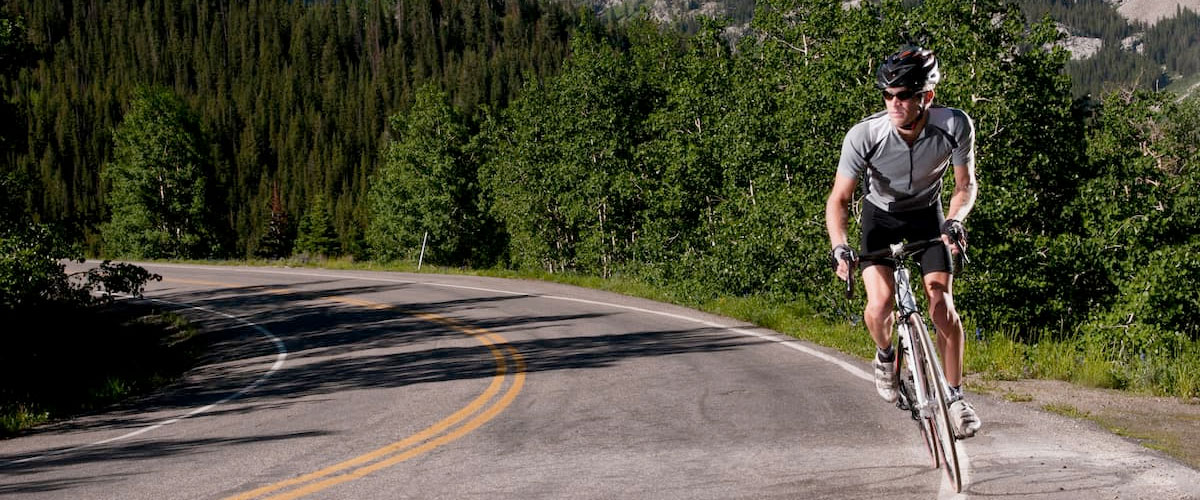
[
  {"left": 952, "top": 110, "right": 975, "bottom": 168},
  {"left": 837, "top": 122, "right": 870, "bottom": 179}
]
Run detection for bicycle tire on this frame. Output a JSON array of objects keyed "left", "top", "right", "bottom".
[
  {"left": 898, "top": 329, "right": 938, "bottom": 468},
  {"left": 914, "top": 320, "right": 963, "bottom": 492},
  {"left": 931, "top": 369, "right": 963, "bottom": 491}
]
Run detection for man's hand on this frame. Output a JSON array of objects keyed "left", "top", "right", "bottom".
[
  {"left": 941, "top": 219, "right": 967, "bottom": 255},
  {"left": 830, "top": 244, "right": 856, "bottom": 281}
]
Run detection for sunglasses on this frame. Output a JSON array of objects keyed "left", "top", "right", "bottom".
[{"left": 882, "top": 89, "right": 926, "bottom": 101}]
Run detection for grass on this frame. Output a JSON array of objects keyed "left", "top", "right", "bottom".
[
  {"left": 0, "top": 405, "right": 50, "bottom": 435},
  {"left": 1042, "top": 403, "right": 1089, "bottom": 419},
  {"left": 1003, "top": 391, "right": 1034, "bottom": 403},
  {"left": 961, "top": 326, "right": 1200, "bottom": 399}
]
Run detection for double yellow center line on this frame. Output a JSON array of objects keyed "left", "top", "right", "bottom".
[{"left": 218, "top": 293, "right": 526, "bottom": 499}]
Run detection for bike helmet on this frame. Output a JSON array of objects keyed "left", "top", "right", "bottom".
[{"left": 876, "top": 46, "right": 940, "bottom": 91}]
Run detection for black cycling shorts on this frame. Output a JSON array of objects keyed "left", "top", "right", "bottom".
[{"left": 860, "top": 201, "right": 952, "bottom": 275}]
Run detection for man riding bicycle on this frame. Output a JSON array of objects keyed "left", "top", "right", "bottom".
[{"left": 824, "top": 46, "right": 981, "bottom": 439}]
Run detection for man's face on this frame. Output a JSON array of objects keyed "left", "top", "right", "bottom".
[{"left": 882, "top": 87, "right": 930, "bottom": 129}]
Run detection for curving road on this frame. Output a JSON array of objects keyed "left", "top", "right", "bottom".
[{"left": 2, "top": 263, "right": 1198, "bottom": 499}]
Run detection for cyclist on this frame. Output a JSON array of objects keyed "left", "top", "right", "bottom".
[{"left": 824, "top": 46, "right": 981, "bottom": 439}]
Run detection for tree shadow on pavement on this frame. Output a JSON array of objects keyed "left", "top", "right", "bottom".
[{"left": 1, "top": 279, "right": 768, "bottom": 471}]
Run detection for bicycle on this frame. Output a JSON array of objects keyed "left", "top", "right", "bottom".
[{"left": 840, "top": 237, "right": 967, "bottom": 493}]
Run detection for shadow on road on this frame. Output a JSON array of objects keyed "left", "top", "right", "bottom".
[
  {"left": 1, "top": 278, "right": 767, "bottom": 470},
  {"left": 136, "top": 280, "right": 764, "bottom": 403}
]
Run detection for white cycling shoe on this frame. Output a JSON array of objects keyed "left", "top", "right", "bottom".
[
  {"left": 873, "top": 356, "right": 899, "bottom": 403},
  {"left": 950, "top": 399, "right": 982, "bottom": 439}
]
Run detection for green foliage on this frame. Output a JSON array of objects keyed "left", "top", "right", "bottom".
[
  {"left": 294, "top": 194, "right": 340, "bottom": 258},
  {"left": 933, "top": 9, "right": 1087, "bottom": 333},
  {"left": 367, "top": 85, "right": 484, "bottom": 264},
  {"left": 0, "top": 15, "right": 19, "bottom": 66},
  {"left": 0, "top": 225, "right": 160, "bottom": 312},
  {"left": 474, "top": 0, "right": 1097, "bottom": 327},
  {"left": 1017, "top": 0, "right": 1131, "bottom": 40},
  {"left": 1016, "top": 1, "right": 1200, "bottom": 96},
  {"left": 0, "top": 13, "right": 28, "bottom": 155},
  {"left": 1070, "top": 92, "right": 1200, "bottom": 348},
  {"left": 101, "top": 85, "right": 217, "bottom": 259},
  {"left": 2, "top": 172, "right": 78, "bottom": 312},
  {"left": 3, "top": 0, "right": 1199, "bottom": 400},
  {"left": 483, "top": 24, "right": 659, "bottom": 276},
  {"left": 2, "top": 171, "right": 160, "bottom": 318},
  {"left": 78, "top": 260, "right": 162, "bottom": 300},
  {"left": 1067, "top": 47, "right": 1166, "bottom": 97},
  {"left": 0, "top": 223, "right": 85, "bottom": 311}
]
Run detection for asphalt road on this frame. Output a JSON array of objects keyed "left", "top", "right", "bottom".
[{"left": 2, "top": 263, "right": 1198, "bottom": 499}]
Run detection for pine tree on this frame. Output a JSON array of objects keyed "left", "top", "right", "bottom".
[
  {"left": 256, "top": 181, "right": 292, "bottom": 259},
  {"left": 294, "top": 193, "right": 339, "bottom": 258}
]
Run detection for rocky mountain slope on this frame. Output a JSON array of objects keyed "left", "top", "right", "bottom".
[{"left": 1112, "top": 0, "right": 1200, "bottom": 25}]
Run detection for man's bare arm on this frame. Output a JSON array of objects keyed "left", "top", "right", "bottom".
[
  {"left": 946, "top": 161, "right": 977, "bottom": 223},
  {"left": 826, "top": 174, "right": 858, "bottom": 249}
]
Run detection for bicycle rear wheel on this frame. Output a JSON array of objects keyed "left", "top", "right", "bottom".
[{"left": 913, "top": 320, "right": 963, "bottom": 492}]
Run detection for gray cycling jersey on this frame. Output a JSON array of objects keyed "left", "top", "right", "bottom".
[{"left": 837, "top": 105, "right": 975, "bottom": 212}]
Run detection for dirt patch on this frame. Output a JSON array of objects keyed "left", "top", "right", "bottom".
[{"left": 968, "top": 375, "right": 1200, "bottom": 470}]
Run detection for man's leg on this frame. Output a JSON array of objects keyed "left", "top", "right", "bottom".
[
  {"left": 863, "top": 264, "right": 898, "bottom": 402},
  {"left": 923, "top": 271, "right": 962, "bottom": 387},
  {"left": 923, "top": 271, "right": 980, "bottom": 438}
]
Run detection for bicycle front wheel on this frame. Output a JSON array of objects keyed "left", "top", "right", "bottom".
[
  {"left": 913, "top": 319, "right": 963, "bottom": 492},
  {"left": 898, "top": 328, "right": 938, "bottom": 468}
]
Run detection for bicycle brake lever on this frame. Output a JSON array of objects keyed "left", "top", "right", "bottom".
[
  {"left": 845, "top": 266, "right": 854, "bottom": 299},
  {"left": 953, "top": 239, "right": 969, "bottom": 269}
]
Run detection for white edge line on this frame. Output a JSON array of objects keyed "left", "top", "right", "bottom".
[{"left": 6, "top": 297, "right": 287, "bottom": 466}]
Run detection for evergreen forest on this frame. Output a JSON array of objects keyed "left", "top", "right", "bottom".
[
  {"left": 2, "top": 0, "right": 580, "bottom": 258},
  {"left": 1015, "top": 0, "right": 1200, "bottom": 95},
  {"left": 3, "top": 0, "right": 1199, "bottom": 398}
]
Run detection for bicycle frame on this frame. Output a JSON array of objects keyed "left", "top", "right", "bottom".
[
  {"left": 894, "top": 262, "right": 955, "bottom": 419},
  {"left": 850, "top": 238, "right": 964, "bottom": 491},
  {"left": 895, "top": 265, "right": 935, "bottom": 420}
]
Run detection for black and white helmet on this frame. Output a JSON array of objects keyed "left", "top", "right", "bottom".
[{"left": 876, "top": 46, "right": 940, "bottom": 91}]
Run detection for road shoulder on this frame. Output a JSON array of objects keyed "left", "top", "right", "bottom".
[{"left": 970, "top": 376, "right": 1200, "bottom": 471}]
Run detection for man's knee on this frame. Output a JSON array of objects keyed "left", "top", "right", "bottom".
[
  {"left": 865, "top": 297, "right": 893, "bottom": 323},
  {"left": 927, "top": 293, "right": 950, "bottom": 317},
  {"left": 926, "top": 290, "right": 961, "bottom": 330},
  {"left": 931, "top": 306, "right": 962, "bottom": 333}
]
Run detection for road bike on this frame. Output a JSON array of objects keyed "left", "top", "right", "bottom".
[{"left": 841, "top": 237, "right": 966, "bottom": 492}]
